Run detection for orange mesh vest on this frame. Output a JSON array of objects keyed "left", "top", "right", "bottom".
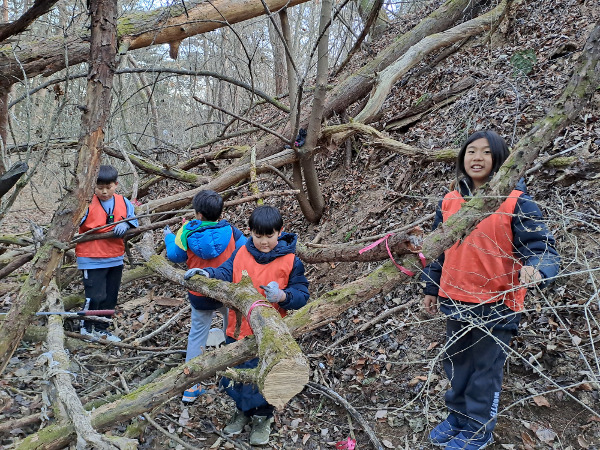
[
  {"left": 228, "top": 246, "right": 295, "bottom": 339},
  {"left": 75, "top": 194, "right": 127, "bottom": 258},
  {"left": 187, "top": 229, "right": 236, "bottom": 297},
  {"left": 439, "top": 189, "right": 527, "bottom": 311}
]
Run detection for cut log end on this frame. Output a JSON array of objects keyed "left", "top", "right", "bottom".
[{"left": 261, "top": 359, "right": 310, "bottom": 410}]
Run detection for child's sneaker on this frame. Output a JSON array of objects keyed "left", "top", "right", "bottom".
[
  {"left": 249, "top": 415, "right": 273, "bottom": 445},
  {"left": 429, "top": 416, "right": 464, "bottom": 446},
  {"left": 223, "top": 409, "right": 250, "bottom": 436},
  {"left": 181, "top": 384, "right": 206, "bottom": 403},
  {"left": 446, "top": 430, "right": 494, "bottom": 450},
  {"left": 94, "top": 329, "right": 121, "bottom": 342}
]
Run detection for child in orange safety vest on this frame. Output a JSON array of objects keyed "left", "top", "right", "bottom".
[
  {"left": 191, "top": 205, "right": 309, "bottom": 446},
  {"left": 421, "top": 130, "right": 560, "bottom": 450},
  {"left": 164, "top": 190, "right": 246, "bottom": 402},
  {"left": 75, "top": 165, "right": 138, "bottom": 342}
]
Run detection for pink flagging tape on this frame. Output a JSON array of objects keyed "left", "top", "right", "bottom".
[
  {"left": 359, "top": 234, "right": 428, "bottom": 276},
  {"left": 246, "top": 300, "right": 274, "bottom": 326}
]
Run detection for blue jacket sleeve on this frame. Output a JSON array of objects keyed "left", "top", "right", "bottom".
[
  {"left": 512, "top": 194, "right": 560, "bottom": 288},
  {"left": 123, "top": 198, "right": 139, "bottom": 228},
  {"left": 279, "top": 256, "right": 310, "bottom": 311},
  {"left": 232, "top": 227, "right": 247, "bottom": 248},
  {"left": 204, "top": 248, "right": 238, "bottom": 282},
  {"left": 421, "top": 200, "right": 444, "bottom": 295},
  {"left": 164, "top": 232, "right": 188, "bottom": 263}
]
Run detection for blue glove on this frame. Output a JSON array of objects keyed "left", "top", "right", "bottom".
[
  {"left": 184, "top": 268, "right": 209, "bottom": 280},
  {"left": 113, "top": 222, "right": 129, "bottom": 236},
  {"left": 260, "top": 281, "right": 286, "bottom": 303}
]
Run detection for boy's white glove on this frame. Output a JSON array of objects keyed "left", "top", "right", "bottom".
[
  {"left": 184, "top": 268, "right": 209, "bottom": 280},
  {"left": 260, "top": 281, "right": 286, "bottom": 303},
  {"left": 163, "top": 225, "right": 173, "bottom": 237},
  {"left": 113, "top": 222, "right": 129, "bottom": 236}
]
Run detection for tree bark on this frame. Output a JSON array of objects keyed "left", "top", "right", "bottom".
[
  {"left": 293, "top": 0, "right": 331, "bottom": 223},
  {"left": 0, "top": 0, "right": 118, "bottom": 375},
  {"left": 296, "top": 230, "right": 422, "bottom": 263}
]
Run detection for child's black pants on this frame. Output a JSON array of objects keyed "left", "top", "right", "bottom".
[
  {"left": 440, "top": 298, "right": 521, "bottom": 435},
  {"left": 82, "top": 265, "right": 123, "bottom": 331}
]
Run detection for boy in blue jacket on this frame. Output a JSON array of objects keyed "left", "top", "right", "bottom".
[
  {"left": 164, "top": 190, "right": 245, "bottom": 402},
  {"left": 189, "top": 205, "right": 309, "bottom": 446}
]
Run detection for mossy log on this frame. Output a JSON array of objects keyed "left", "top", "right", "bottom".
[
  {"left": 0, "top": 252, "right": 34, "bottom": 279},
  {"left": 141, "top": 146, "right": 314, "bottom": 213},
  {"left": 102, "top": 146, "right": 210, "bottom": 185},
  {"left": 137, "top": 146, "right": 247, "bottom": 197},
  {"left": 136, "top": 231, "right": 309, "bottom": 409},
  {"left": 43, "top": 281, "right": 134, "bottom": 450}
]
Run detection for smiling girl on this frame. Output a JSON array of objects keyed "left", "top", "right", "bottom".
[{"left": 421, "top": 130, "right": 560, "bottom": 449}]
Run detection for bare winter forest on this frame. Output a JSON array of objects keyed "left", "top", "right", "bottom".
[{"left": 0, "top": 0, "right": 599, "bottom": 448}]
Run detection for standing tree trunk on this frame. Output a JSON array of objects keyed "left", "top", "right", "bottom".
[
  {"left": 0, "top": 0, "right": 118, "bottom": 374},
  {"left": 292, "top": 0, "right": 331, "bottom": 223},
  {"left": 268, "top": 14, "right": 287, "bottom": 96}
]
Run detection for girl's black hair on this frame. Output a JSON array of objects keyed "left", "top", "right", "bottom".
[
  {"left": 248, "top": 205, "right": 283, "bottom": 235},
  {"left": 456, "top": 130, "right": 509, "bottom": 190},
  {"left": 192, "top": 190, "right": 223, "bottom": 221},
  {"left": 97, "top": 165, "right": 118, "bottom": 184}
]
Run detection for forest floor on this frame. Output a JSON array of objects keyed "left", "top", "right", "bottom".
[{"left": 1, "top": 0, "right": 600, "bottom": 449}]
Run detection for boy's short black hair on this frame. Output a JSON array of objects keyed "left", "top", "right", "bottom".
[
  {"left": 193, "top": 190, "right": 223, "bottom": 221},
  {"left": 97, "top": 165, "right": 119, "bottom": 184},
  {"left": 456, "top": 130, "right": 509, "bottom": 188},
  {"left": 248, "top": 205, "right": 283, "bottom": 234}
]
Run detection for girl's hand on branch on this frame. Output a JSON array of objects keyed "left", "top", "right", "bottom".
[
  {"left": 520, "top": 266, "right": 543, "bottom": 286},
  {"left": 424, "top": 295, "right": 438, "bottom": 315}
]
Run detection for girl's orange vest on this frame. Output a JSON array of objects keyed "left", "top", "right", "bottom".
[
  {"left": 228, "top": 246, "right": 295, "bottom": 339},
  {"left": 75, "top": 194, "right": 127, "bottom": 258},
  {"left": 186, "top": 231, "right": 236, "bottom": 297},
  {"left": 439, "top": 189, "right": 527, "bottom": 312}
]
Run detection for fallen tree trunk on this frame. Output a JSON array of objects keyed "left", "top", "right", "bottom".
[
  {"left": 42, "top": 281, "right": 135, "bottom": 450},
  {"left": 296, "top": 229, "right": 423, "bottom": 263},
  {"left": 0, "top": 0, "right": 312, "bottom": 90},
  {"left": 141, "top": 146, "right": 318, "bottom": 213},
  {"left": 102, "top": 146, "right": 211, "bottom": 186}
]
